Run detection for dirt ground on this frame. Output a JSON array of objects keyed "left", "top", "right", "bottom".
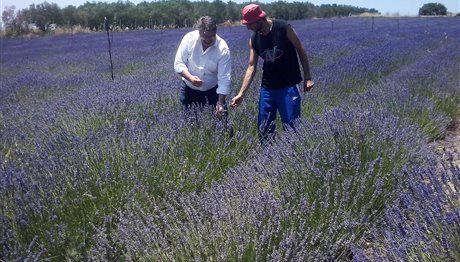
[{"left": 432, "top": 115, "right": 460, "bottom": 167}]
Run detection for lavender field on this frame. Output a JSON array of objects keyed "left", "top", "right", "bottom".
[{"left": 1, "top": 17, "right": 460, "bottom": 261}]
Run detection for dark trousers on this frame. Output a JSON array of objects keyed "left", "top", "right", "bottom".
[{"left": 180, "top": 81, "right": 218, "bottom": 109}]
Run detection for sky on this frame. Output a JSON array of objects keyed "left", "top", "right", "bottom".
[{"left": 1, "top": 0, "right": 459, "bottom": 16}]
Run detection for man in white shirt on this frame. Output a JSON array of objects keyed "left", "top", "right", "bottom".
[{"left": 174, "top": 16, "right": 231, "bottom": 116}]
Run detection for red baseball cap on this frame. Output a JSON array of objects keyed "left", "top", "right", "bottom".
[{"left": 241, "top": 4, "right": 266, "bottom": 25}]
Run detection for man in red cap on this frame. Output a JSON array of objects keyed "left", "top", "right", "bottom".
[{"left": 231, "top": 4, "right": 314, "bottom": 143}]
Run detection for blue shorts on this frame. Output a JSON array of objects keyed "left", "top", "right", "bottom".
[{"left": 258, "top": 85, "right": 301, "bottom": 139}]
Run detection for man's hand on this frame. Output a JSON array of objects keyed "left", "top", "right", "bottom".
[
  {"left": 304, "top": 80, "right": 314, "bottom": 92},
  {"left": 230, "top": 94, "right": 244, "bottom": 108},
  {"left": 190, "top": 76, "right": 203, "bottom": 87},
  {"left": 215, "top": 103, "right": 227, "bottom": 119}
]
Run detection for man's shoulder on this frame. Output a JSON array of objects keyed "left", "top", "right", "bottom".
[
  {"left": 216, "top": 35, "right": 230, "bottom": 52},
  {"left": 273, "top": 19, "right": 288, "bottom": 28},
  {"left": 183, "top": 30, "right": 199, "bottom": 41}
]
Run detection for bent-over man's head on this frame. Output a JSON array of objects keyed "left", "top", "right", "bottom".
[
  {"left": 196, "top": 16, "right": 217, "bottom": 48},
  {"left": 196, "top": 16, "right": 217, "bottom": 33}
]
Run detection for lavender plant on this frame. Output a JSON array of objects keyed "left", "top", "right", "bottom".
[
  {"left": 88, "top": 107, "right": 436, "bottom": 260},
  {"left": 353, "top": 162, "right": 460, "bottom": 261},
  {"left": 1, "top": 17, "right": 459, "bottom": 260}
]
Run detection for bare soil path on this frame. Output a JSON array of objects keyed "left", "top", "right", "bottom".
[{"left": 432, "top": 115, "right": 460, "bottom": 167}]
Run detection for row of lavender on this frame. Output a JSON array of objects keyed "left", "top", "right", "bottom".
[{"left": 1, "top": 17, "right": 459, "bottom": 260}]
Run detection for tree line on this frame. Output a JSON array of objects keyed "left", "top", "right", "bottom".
[{"left": 1, "top": 0, "right": 378, "bottom": 36}]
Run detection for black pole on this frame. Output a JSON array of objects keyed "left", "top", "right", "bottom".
[
  {"left": 104, "top": 17, "right": 114, "bottom": 80},
  {"left": 371, "top": 16, "right": 374, "bottom": 32}
]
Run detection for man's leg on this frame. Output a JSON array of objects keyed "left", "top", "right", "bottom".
[
  {"left": 180, "top": 82, "right": 207, "bottom": 110},
  {"left": 277, "top": 85, "right": 301, "bottom": 131},
  {"left": 180, "top": 81, "right": 192, "bottom": 110},
  {"left": 204, "top": 85, "right": 219, "bottom": 107},
  {"left": 258, "top": 87, "right": 277, "bottom": 143}
]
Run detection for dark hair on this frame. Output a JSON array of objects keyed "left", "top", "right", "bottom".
[{"left": 196, "top": 16, "right": 217, "bottom": 32}]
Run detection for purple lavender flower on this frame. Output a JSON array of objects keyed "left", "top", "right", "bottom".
[{"left": 1, "top": 16, "right": 459, "bottom": 260}]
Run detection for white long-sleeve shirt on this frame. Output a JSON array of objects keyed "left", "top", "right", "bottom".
[{"left": 174, "top": 30, "right": 231, "bottom": 95}]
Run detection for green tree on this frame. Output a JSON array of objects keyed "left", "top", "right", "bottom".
[
  {"left": 226, "top": 1, "right": 240, "bottom": 22},
  {"left": 76, "top": 2, "right": 99, "bottom": 30},
  {"left": 1, "top": 6, "right": 30, "bottom": 35},
  {"left": 193, "top": 1, "right": 211, "bottom": 22},
  {"left": 419, "top": 3, "right": 447, "bottom": 16},
  {"left": 136, "top": 1, "right": 154, "bottom": 28},
  {"left": 2, "top": 6, "right": 19, "bottom": 33},
  {"left": 26, "top": 2, "right": 63, "bottom": 31},
  {"left": 289, "top": 1, "right": 313, "bottom": 20},
  {"left": 110, "top": 1, "right": 135, "bottom": 29},
  {"left": 62, "top": 5, "right": 79, "bottom": 26},
  {"left": 209, "top": 0, "right": 227, "bottom": 24}
]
